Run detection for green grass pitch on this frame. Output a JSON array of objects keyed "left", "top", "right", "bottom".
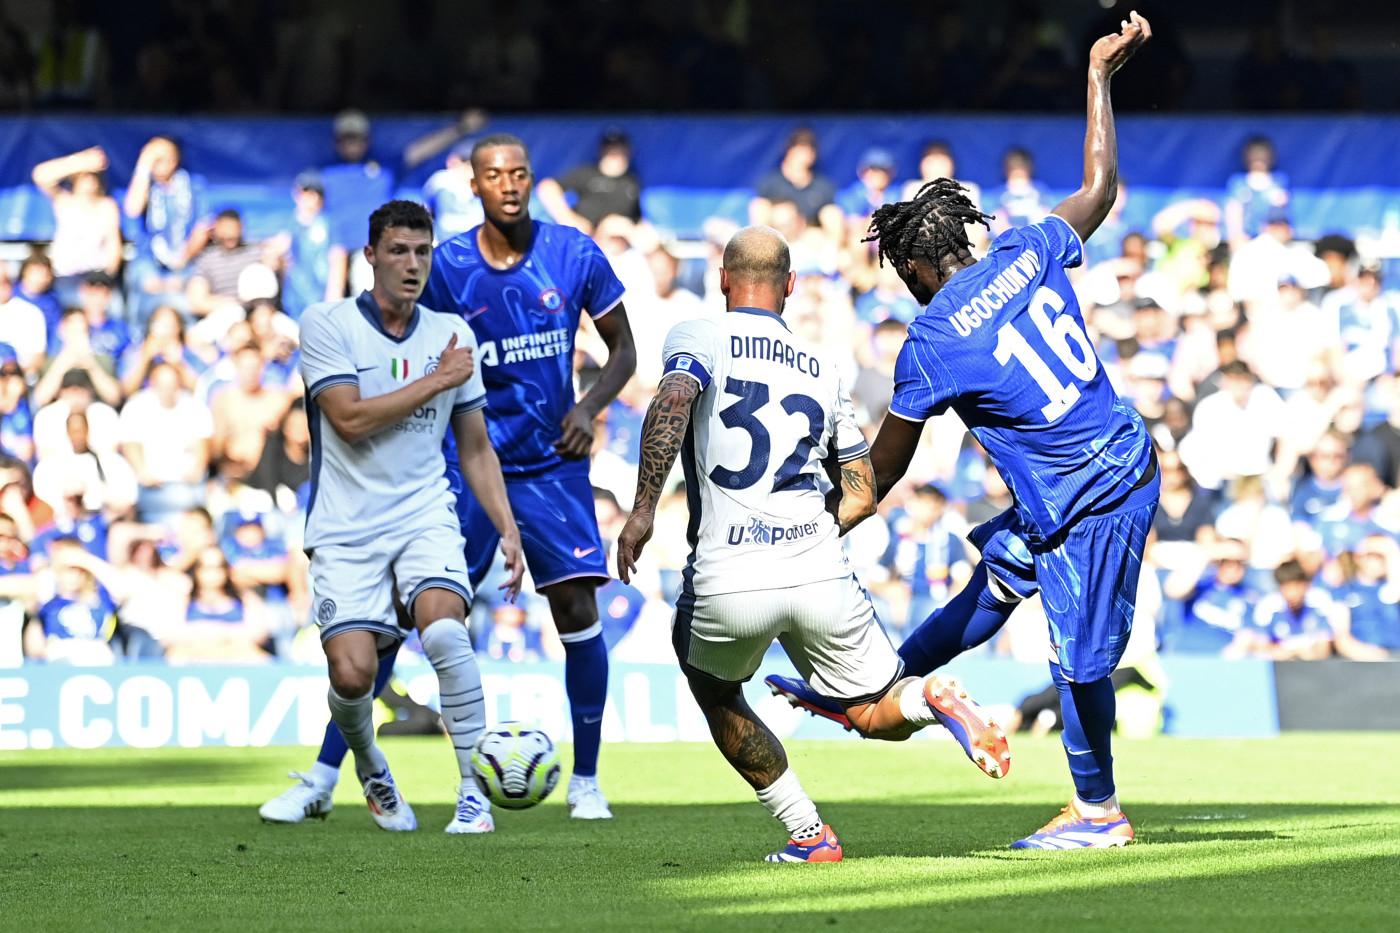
[{"left": 1, "top": 734, "right": 1397, "bottom": 932}]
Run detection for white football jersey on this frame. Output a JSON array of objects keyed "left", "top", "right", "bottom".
[
  {"left": 662, "top": 307, "right": 869, "bottom": 597},
  {"left": 300, "top": 293, "right": 486, "bottom": 550}
]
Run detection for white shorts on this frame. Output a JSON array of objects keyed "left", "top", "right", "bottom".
[
  {"left": 311, "top": 516, "right": 472, "bottom": 648},
  {"left": 674, "top": 574, "right": 904, "bottom": 704}
]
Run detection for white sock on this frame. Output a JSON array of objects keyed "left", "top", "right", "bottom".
[
  {"left": 1074, "top": 793, "right": 1121, "bottom": 817},
  {"left": 755, "top": 769, "right": 823, "bottom": 840},
  {"left": 460, "top": 777, "right": 490, "bottom": 804},
  {"left": 420, "top": 618, "right": 486, "bottom": 784},
  {"left": 327, "top": 687, "right": 388, "bottom": 779},
  {"left": 569, "top": 773, "right": 598, "bottom": 793},
  {"left": 309, "top": 761, "right": 340, "bottom": 789},
  {"left": 899, "top": 679, "right": 939, "bottom": 727}
]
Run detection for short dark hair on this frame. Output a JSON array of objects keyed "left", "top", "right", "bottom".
[
  {"left": 20, "top": 251, "right": 52, "bottom": 274},
  {"left": 367, "top": 199, "right": 433, "bottom": 249},
  {"left": 215, "top": 208, "right": 241, "bottom": 223},
  {"left": 1274, "top": 559, "right": 1309, "bottom": 587},
  {"left": 59, "top": 306, "right": 86, "bottom": 324},
  {"left": 913, "top": 483, "right": 947, "bottom": 503},
  {"left": 470, "top": 133, "right": 531, "bottom": 170},
  {"left": 920, "top": 140, "right": 953, "bottom": 160},
  {"left": 1220, "top": 359, "right": 1255, "bottom": 380}
]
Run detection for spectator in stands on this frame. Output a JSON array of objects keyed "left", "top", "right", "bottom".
[
  {"left": 0, "top": 454, "right": 51, "bottom": 543},
  {"left": 1291, "top": 429, "right": 1350, "bottom": 527},
  {"left": 1328, "top": 264, "right": 1399, "bottom": 387},
  {"left": 30, "top": 147, "right": 123, "bottom": 307},
  {"left": 1152, "top": 199, "right": 1222, "bottom": 301},
  {"left": 1354, "top": 377, "right": 1400, "bottom": 487},
  {"left": 901, "top": 141, "right": 987, "bottom": 252},
  {"left": 851, "top": 318, "right": 906, "bottom": 427},
  {"left": 421, "top": 139, "right": 486, "bottom": 243},
  {"left": 24, "top": 537, "right": 117, "bottom": 665},
  {"left": 987, "top": 147, "right": 1051, "bottom": 233},
  {"left": 29, "top": 475, "right": 109, "bottom": 565},
  {"left": 1230, "top": 559, "right": 1335, "bottom": 660},
  {"left": 245, "top": 299, "right": 301, "bottom": 393},
  {"left": 33, "top": 309, "right": 122, "bottom": 410},
  {"left": 107, "top": 538, "right": 186, "bottom": 660},
  {"left": 123, "top": 135, "right": 210, "bottom": 325},
  {"left": 750, "top": 127, "right": 843, "bottom": 244},
  {"left": 320, "top": 109, "right": 396, "bottom": 294},
  {"left": 75, "top": 272, "right": 129, "bottom": 363},
  {"left": 120, "top": 305, "right": 202, "bottom": 397},
  {"left": 119, "top": 362, "right": 212, "bottom": 525},
  {"left": 32, "top": 368, "right": 118, "bottom": 463},
  {"left": 265, "top": 171, "right": 345, "bottom": 322},
  {"left": 964, "top": 462, "right": 1015, "bottom": 526},
  {"left": 1228, "top": 208, "right": 1330, "bottom": 306},
  {"left": 1305, "top": 462, "right": 1397, "bottom": 563},
  {"left": 1161, "top": 538, "right": 1260, "bottom": 655},
  {"left": 0, "top": 357, "right": 33, "bottom": 464},
  {"left": 242, "top": 401, "right": 309, "bottom": 510},
  {"left": 211, "top": 343, "right": 293, "bottom": 485},
  {"left": 836, "top": 147, "right": 899, "bottom": 226},
  {"left": 0, "top": 509, "right": 32, "bottom": 665},
  {"left": 1224, "top": 136, "right": 1290, "bottom": 246},
  {"left": 225, "top": 512, "right": 295, "bottom": 655},
  {"left": 15, "top": 255, "right": 61, "bottom": 359},
  {"left": 31, "top": 410, "right": 137, "bottom": 523},
  {"left": 1178, "top": 360, "right": 1287, "bottom": 492},
  {"left": 886, "top": 483, "right": 972, "bottom": 636},
  {"left": 1147, "top": 447, "right": 1214, "bottom": 564},
  {"left": 537, "top": 127, "right": 643, "bottom": 234},
  {"left": 477, "top": 593, "right": 544, "bottom": 663},
  {"left": 1247, "top": 275, "right": 1341, "bottom": 396},
  {"left": 0, "top": 262, "right": 48, "bottom": 377},
  {"left": 1332, "top": 535, "right": 1400, "bottom": 656},
  {"left": 1214, "top": 474, "right": 1296, "bottom": 592},
  {"left": 165, "top": 544, "right": 268, "bottom": 662},
  {"left": 185, "top": 209, "right": 266, "bottom": 321},
  {"left": 1275, "top": 363, "right": 1351, "bottom": 478},
  {"left": 631, "top": 242, "right": 708, "bottom": 386}
]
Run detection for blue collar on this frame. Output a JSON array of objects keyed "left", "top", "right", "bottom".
[
  {"left": 732, "top": 306, "right": 790, "bottom": 331},
  {"left": 355, "top": 290, "right": 419, "bottom": 344}
]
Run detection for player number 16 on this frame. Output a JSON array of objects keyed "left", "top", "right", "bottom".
[{"left": 992, "top": 286, "right": 1098, "bottom": 423}]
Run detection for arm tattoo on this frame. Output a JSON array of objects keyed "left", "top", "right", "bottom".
[
  {"left": 632, "top": 372, "right": 700, "bottom": 512},
  {"left": 837, "top": 454, "right": 878, "bottom": 535}
]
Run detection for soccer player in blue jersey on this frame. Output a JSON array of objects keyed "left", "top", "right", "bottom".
[
  {"left": 422, "top": 133, "right": 636, "bottom": 820},
  {"left": 769, "top": 12, "right": 1155, "bottom": 850}
]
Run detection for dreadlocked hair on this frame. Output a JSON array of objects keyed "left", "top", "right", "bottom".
[{"left": 863, "top": 179, "right": 994, "bottom": 277}]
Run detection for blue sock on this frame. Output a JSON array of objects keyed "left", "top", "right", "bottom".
[
  {"left": 1051, "top": 662, "right": 1116, "bottom": 803},
  {"left": 560, "top": 624, "right": 608, "bottom": 778},
  {"left": 316, "top": 652, "right": 396, "bottom": 768},
  {"left": 897, "top": 564, "right": 1018, "bottom": 676}
]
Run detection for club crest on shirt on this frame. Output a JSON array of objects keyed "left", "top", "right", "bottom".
[
  {"left": 538, "top": 287, "right": 565, "bottom": 312},
  {"left": 425, "top": 355, "right": 439, "bottom": 374}
]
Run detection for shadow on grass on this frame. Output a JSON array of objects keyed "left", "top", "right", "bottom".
[{"left": 1, "top": 752, "right": 276, "bottom": 790}]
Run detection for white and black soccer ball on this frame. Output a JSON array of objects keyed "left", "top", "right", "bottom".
[{"left": 471, "top": 722, "right": 561, "bottom": 810}]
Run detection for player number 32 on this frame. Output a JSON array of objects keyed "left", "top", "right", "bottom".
[{"left": 992, "top": 285, "right": 1097, "bottom": 423}]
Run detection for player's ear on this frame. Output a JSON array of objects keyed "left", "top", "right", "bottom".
[
  {"left": 363, "top": 243, "right": 375, "bottom": 267},
  {"left": 783, "top": 270, "right": 796, "bottom": 298},
  {"left": 718, "top": 267, "right": 731, "bottom": 297}
]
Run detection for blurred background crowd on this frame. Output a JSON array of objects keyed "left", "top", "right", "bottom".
[{"left": 1, "top": 0, "right": 1397, "bottom": 672}]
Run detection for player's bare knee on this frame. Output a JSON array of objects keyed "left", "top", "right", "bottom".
[{"left": 327, "top": 656, "right": 376, "bottom": 698}]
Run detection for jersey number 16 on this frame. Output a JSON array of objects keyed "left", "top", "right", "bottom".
[{"left": 992, "top": 286, "right": 1098, "bottom": 423}]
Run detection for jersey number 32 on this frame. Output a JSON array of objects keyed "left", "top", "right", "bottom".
[{"left": 709, "top": 378, "right": 824, "bottom": 493}]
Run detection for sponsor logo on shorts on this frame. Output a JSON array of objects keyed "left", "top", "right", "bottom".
[
  {"left": 317, "top": 598, "right": 336, "bottom": 623},
  {"left": 726, "top": 515, "right": 822, "bottom": 547}
]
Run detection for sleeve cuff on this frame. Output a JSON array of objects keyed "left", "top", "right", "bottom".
[
  {"left": 836, "top": 441, "right": 869, "bottom": 463},
  {"left": 452, "top": 395, "right": 487, "bottom": 416},
  {"left": 887, "top": 400, "right": 930, "bottom": 423},
  {"left": 308, "top": 373, "right": 357, "bottom": 398},
  {"left": 663, "top": 354, "right": 711, "bottom": 391},
  {"left": 589, "top": 294, "right": 625, "bottom": 320}
]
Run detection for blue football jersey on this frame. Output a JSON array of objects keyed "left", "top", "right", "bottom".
[
  {"left": 889, "top": 214, "right": 1153, "bottom": 537},
  {"left": 422, "top": 221, "right": 626, "bottom": 477}
]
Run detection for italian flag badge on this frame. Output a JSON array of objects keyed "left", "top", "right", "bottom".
[{"left": 390, "top": 358, "right": 411, "bottom": 381}]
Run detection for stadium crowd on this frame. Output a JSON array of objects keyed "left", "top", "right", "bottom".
[{"left": 1, "top": 120, "right": 1397, "bottom": 671}]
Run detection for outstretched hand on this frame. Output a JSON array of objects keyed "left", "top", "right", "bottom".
[{"left": 1089, "top": 10, "right": 1151, "bottom": 77}]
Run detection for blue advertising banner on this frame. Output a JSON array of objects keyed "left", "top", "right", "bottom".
[{"left": 0, "top": 656, "right": 1280, "bottom": 751}]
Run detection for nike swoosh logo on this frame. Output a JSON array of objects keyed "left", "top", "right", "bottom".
[
  {"left": 444, "top": 566, "right": 456, "bottom": 573},
  {"left": 356, "top": 365, "right": 376, "bottom": 373},
  {"left": 581, "top": 714, "right": 603, "bottom": 725},
  {"left": 463, "top": 305, "right": 490, "bottom": 321},
  {"left": 573, "top": 547, "right": 598, "bottom": 558}
]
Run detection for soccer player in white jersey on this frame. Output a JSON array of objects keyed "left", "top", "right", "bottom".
[
  {"left": 299, "top": 199, "right": 524, "bottom": 833},
  {"left": 615, "top": 226, "right": 1009, "bottom": 863}
]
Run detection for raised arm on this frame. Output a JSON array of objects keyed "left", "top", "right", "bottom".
[
  {"left": 1051, "top": 11, "right": 1151, "bottom": 244},
  {"left": 616, "top": 372, "right": 699, "bottom": 583},
  {"left": 32, "top": 147, "right": 108, "bottom": 197}
]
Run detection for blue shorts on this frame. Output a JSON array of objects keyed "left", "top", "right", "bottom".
[
  {"left": 969, "top": 476, "right": 1158, "bottom": 683},
  {"left": 458, "top": 468, "right": 608, "bottom": 592}
]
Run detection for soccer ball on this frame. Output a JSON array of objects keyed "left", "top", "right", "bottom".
[{"left": 471, "top": 722, "right": 562, "bottom": 810}]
